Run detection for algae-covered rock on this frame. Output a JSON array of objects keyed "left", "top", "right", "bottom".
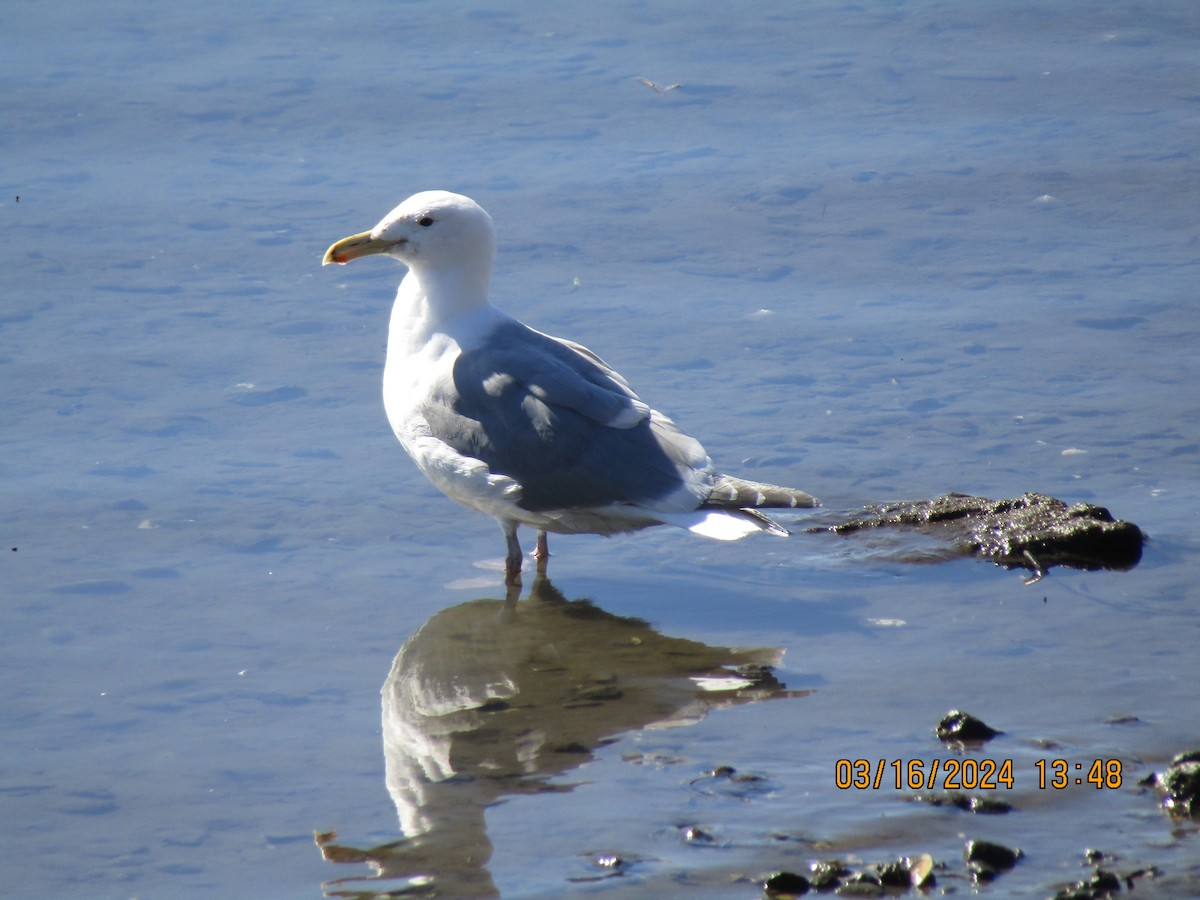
[{"left": 810, "top": 492, "right": 1143, "bottom": 579}]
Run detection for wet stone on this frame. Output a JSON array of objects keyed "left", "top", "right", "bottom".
[
  {"left": 810, "top": 492, "right": 1144, "bottom": 578},
  {"left": 907, "top": 853, "right": 936, "bottom": 888},
  {"left": 1157, "top": 751, "right": 1200, "bottom": 816},
  {"left": 935, "top": 709, "right": 1001, "bottom": 743},
  {"left": 838, "top": 871, "right": 885, "bottom": 894},
  {"left": 762, "top": 869, "right": 810, "bottom": 896},
  {"left": 1051, "top": 867, "right": 1124, "bottom": 900},
  {"left": 965, "top": 839, "right": 1021, "bottom": 882},
  {"left": 875, "top": 859, "right": 912, "bottom": 887},
  {"left": 807, "top": 859, "right": 849, "bottom": 890}
]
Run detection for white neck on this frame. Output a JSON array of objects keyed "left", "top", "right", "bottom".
[
  {"left": 389, "top": 261, "right": 500, "bottom": 355},
  {"left": 411, "top": 258, "right": 491, "bottom": 317}
]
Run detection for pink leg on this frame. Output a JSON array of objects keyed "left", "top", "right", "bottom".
[
  {"left": 533, "top": 531, "right": 549, "bottom": 573},
  {"left": 502, "top": 522, "right": 523, "bottom": 586}
]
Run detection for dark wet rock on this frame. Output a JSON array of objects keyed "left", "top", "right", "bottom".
[
  {"left": 935, "top": 709, "right": 1001, "bottom": 743},
  {"left": 838, "top": 871, "right": 885, "bottom": 895},
  {"left": 1155, "top": 750, "right": 1200, "bottom": 816},
  {"left": 965, "top": 838, "right": 1020, "bottom": 868},
  {"left": 958, "top": 794, "right": 1012, "bottom": 814},
  {"left": 912, "top": 791, "right": 1012, "bottom": 813},
  {"left": 762, "top": 869, "right": 810, "bottom": 896},
  {"left": 855, "top": 855, "right": 938, "bottom": 890},
  {"left": 809, "top": 492, "right": 1143, "bottom": 578},
  {"left": 875, "top": 859, "right": 912, "bottom": 888},
  {"left": 970, "top": 866, "right": 1001, "bottom": 884},
  {"left": 965, "top": 839, "right": 1021, "bottom": 882},
  {"left": 807, "top": 859, "right": 849, "bottom": 890},
  {"left": 765, "top": 855, "right": 940, "bottom": 895},
  {"left": 1051, "top": 867, "right": 1123, "bottom": 899}
]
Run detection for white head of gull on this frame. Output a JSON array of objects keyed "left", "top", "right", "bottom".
[{"left": 324, "top": 190, "right": 818, "bottom": 584}]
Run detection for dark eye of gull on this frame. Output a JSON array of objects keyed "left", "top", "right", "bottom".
[{"left": 417, "top": 216, "right": 434, "bottom": 227}]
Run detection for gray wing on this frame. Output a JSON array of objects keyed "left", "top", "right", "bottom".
[{"left": 421, "top": 321, "right": 709, "bottom": 512}]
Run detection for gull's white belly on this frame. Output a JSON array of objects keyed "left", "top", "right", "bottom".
[{"left": 381, "top": 312, "right": 708, "bottom": 537}]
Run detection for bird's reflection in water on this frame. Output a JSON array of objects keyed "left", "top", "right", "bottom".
[{"left": 317, "top": 575, "right": 806, "bottom": 899}]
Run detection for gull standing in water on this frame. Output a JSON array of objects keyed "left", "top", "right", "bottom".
[{"left": 324, "top": 191, "right": 818, "bottom": 584}]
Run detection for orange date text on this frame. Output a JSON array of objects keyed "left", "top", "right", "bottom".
[{"left": 834, "top": 758, "right": 1015, "bottom": 791}]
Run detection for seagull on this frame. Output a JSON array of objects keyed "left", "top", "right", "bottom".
[{"left": 323, "top": 191, "right": 818, "bottom": 584}]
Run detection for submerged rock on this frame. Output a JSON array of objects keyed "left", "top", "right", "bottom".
[
  {"left": 1050, "top": 853, "right": 1163, "bottom": 900},
  {"left": 1051, "top": 868, "right": 1122, "bottom": 899},
  {"left": 810, "top": 492, "right": 1143, "bottom": 579},
  {"left": 911, "top": 791, "right": 1012, "bottom": 814}
]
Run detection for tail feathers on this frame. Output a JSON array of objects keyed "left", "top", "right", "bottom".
[{"left": 704, "top": 475, "right": 819, "bottom": 512}]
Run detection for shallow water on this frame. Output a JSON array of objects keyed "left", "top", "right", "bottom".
[{"left": 3, "top": 1, "right": 1199, "bottom": 897}]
